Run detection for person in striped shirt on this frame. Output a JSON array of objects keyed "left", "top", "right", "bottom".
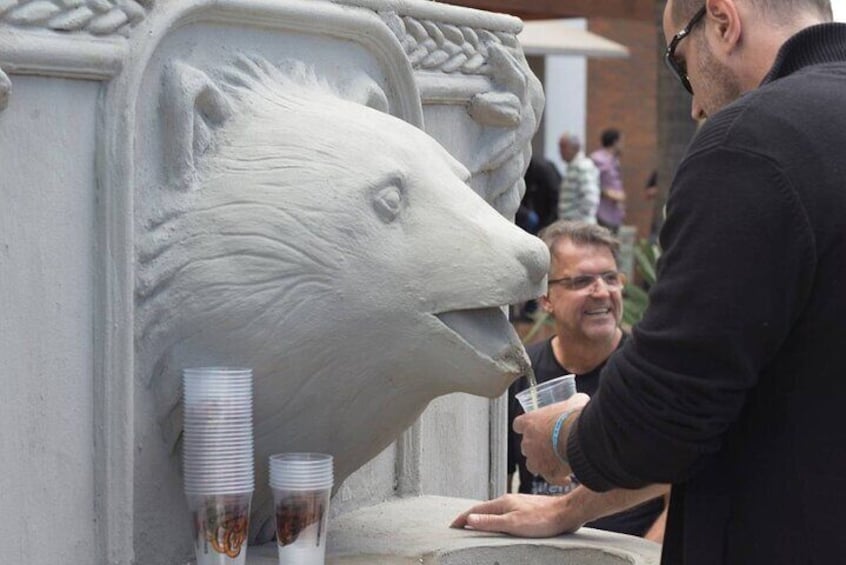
[{"left": 556, "top": 134, "right": 600, "bottom": 224}]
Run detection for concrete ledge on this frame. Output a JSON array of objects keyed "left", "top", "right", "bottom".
[{"left": 245, "top": 495, "right": 661, "bottom": 564}]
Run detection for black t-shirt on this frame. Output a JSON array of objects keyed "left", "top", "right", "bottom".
[{"left": 508, "top": 335, "right": 665, "bottom": 537}]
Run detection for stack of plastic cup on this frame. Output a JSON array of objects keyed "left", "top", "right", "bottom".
[
  {"left": 183, "top": 367, "right": 255, "bottom": 565},
  {"left": 269, "top": 453, "right": 334, "bottom": 565}
]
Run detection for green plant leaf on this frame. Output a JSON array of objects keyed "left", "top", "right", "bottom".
[{"left": 521, "top": 310, "right": 552, "bottom": 345}]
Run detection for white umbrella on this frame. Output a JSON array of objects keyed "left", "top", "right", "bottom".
[{"left": 519, "top": 19, "right": 629, "bottom": 58}]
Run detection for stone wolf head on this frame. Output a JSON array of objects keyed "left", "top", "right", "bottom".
[{"left": 136, "top": 55, "right": 548, "bottom": 541}]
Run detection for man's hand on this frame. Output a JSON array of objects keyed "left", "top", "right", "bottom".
[
  {"left": 450, "top": 484, "right": 671, "bottom": 539},
  {"left": 450, "top": 493, "right": 583, "bottom": 537},
  {"left": 513, "top": 393, "right": 590, "bottom": 484}
]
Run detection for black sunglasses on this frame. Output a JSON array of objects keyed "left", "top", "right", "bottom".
[{"left": 664, "top": 6, "right": 707, "bottom": 94}]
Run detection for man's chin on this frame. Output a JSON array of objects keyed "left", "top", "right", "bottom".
[{"left": 580, "top": 322, "right": 619, "bottom": 342}]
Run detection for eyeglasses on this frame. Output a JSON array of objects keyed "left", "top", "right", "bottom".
[
  {"left": 664, "top": 6, "right": 706, "bottom": 94},
  {"left": 548, "top": 271, "right": 627, "bottom": 292}
]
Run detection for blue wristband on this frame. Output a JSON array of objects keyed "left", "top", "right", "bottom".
[{"left": 551, "top": 408, "right": 576, "bottom": 465}]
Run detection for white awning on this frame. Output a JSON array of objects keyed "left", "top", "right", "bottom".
[{"left": 518, "top": 20, "right": 630, "bottom": 59}]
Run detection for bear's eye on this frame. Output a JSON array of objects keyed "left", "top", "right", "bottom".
[{"left": 373, "top": 184, "right": 404, "bottom": 223}]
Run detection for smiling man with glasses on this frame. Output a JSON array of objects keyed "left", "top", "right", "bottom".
[
  {"left": 503, "top": 1, "right": 846, "bottom": 564},
  {"left": 468, "top": 220, "right": 668, "bottom": 542}
]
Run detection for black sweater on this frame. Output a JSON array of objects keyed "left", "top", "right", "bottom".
[{"left": 567, "top": 23, "right": 846, "bottom": 564}]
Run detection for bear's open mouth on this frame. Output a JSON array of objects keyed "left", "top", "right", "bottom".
[{"left": 434, "top": 307, "right": 529, "bottom": 373}]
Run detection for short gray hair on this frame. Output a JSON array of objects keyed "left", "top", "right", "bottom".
[
  {"left": 671, "top": 0, "right": 832, "bottom": 26},
  {"left": 558, "top": 133, "right": 581, "bottom": 148},
  {"left": 538, "top": 220, "right": 620, "bottom": 261}
]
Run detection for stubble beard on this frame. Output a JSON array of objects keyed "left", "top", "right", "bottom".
[{"left": 696, "top": 38, "right": 744, "bottom": 117}]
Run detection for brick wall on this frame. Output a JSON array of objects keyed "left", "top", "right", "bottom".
[{"left": 587, "top": 17, "right": 660, "bottom": 240}]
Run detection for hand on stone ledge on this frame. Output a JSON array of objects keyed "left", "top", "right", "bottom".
[
  {"left": 450, "top": 492, "right": 585, "bottom": 537},
  {"left": 450, "top": 483, "right": 670, "bottom": 539}
]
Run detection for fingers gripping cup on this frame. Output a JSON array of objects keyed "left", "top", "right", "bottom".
[
  {"left": 515, "top": 374, "right": 576, "bottom": 412},
  {"left": 183, "top": 367, "right": 255, "bottom": 565},
  {"left": 269, "top": 453, "right": 334, "bottom": 565}
]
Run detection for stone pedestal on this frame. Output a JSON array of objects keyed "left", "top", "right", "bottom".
[{"left": 246, "top": 496, "right": 661, "bottom": 565}]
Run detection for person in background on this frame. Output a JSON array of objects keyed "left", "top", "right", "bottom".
[
  {"left": 504, "top": 220, "right": 667, "bottom": 539},
  {"left": 507, "top": 1, "right": 846, "bottom": 563},
  {"left": 590, "top": 128, "right": 626, "bottom": 232},
  {"left": 513, "top": 156, "right": 562, "bottom": 320},
  {"left": 556, "top": 134, "right": 600, "bottom": 224},
  {"left": 516, "top": 155, "right": 561, "bottom": 235},
  {"left": 644, "top": 170, "right": 663, "bottom": 246}
]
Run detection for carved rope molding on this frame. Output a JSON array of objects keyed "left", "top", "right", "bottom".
[
  {"left": 0, "top": 0, "right": 153, "bottom": 36},
  {"left": 381, "top": 12, "right": 518, "bottom": 76}
]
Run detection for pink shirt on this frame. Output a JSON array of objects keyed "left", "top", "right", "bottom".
[{"left": 590, "top": 148, "right": 625, "bottom": 227}]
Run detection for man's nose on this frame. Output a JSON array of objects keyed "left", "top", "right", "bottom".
[{"left": 588, "top": 277, "right": 613, "bottom": 297}]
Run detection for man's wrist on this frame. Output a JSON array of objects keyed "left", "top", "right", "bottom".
[{"left": 551, "top": 408, "right": 580, "bottom": 466}]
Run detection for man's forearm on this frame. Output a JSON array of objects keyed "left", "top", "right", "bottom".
[
  {"left": 558, "top": 483, "right": 670, "bottom": 530},
  {"left": 601, "top": 187, "right": 626, "bottom": 202}
]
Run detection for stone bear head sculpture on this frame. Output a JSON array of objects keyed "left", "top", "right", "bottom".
[{"left": 136, "top": 55, "right": 548, "bottom": 540}]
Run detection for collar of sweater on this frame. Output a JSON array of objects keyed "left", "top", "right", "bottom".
[{"left": 763, "top": 22, "right": 846, "bottom": 85}]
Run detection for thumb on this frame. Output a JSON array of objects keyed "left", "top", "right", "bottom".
[{"left": 465, "top": 512, "right": 511, "bottom": 534}]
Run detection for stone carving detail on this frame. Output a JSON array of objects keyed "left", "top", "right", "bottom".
[
  {"left": 381, "top": 13, "right": 516, "bottom": 76},
  {"left": 380, "top": 12, "right": 544, "bottom": 220},
  {"left": 0, "top": 68, "right": 9, "bottom": 111},
  {"left": 139, "top": 54, "right": 547, "bottom": 543},
  {"left": 0, "top": 0, "right": 152, "bottom": 36},
  {"left": 467, "top": 43, "right": 543, "bottom": 218}
]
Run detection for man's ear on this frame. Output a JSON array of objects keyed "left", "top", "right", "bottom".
[
  {"left": 706, "top": 0, "right": 742, "bottom": 55},
  {"left": 539, "top": 294, "right": 553, "bottom": 313}
]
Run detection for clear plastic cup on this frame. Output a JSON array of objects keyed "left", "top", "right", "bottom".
[
  {"left": 183, "top": 441, "right": 253, "bottom": 448},
  {"left": 183, "top": 450, "right": 254, "bottom": 459},
  {"left": 187, "top": 492, "right": 252, "bottom": 565},
  {"left": 183, "top": 368, "right": 253, "bottom": 403},
  {"left": 185, "top": 485, "right": 256, "bottom": 492},
  {"left": 185, "top": 475, "right": 255, "bottom": 492},
  {"left": 184, "top": 465, "right": 255, "bottom": 474},
  {"left": 184, "top": 420, "right": 252, "bottom": 430},
  {"left": 184, "top": 437, "right": 253, "bottom": 445},
  {"left": 515, "top": 374, "right": 577, "bottom": 412},
  {"left": 184, "top": 413, "right": 252, "bottom": 422},
  {"left": 183, "top": 447, "right": 254, "bottom": 455},
  {"left": 184, "top": 472, "right": 255, "bottom": 481},
  {"left": 185, "top": 481, "right": 256, "bottom": 492},
  {"left": 184, "top": 386, "right": 253, "bottom": 396},
  {"left": 183, "top": 450, "right": 254, "bottom": 458},
  {"left": 184, "top": 394, "right": 252, "bottom": 402},
  {"left": 184, "top": 464, "right": 254, "bottom": 475},
  {"left": 183, "top": 423, "right": 253, "bottom": 430},
  {"left": 269, "top": 453, "right": 333, "bottom": 565},
  {"left": 183, "top": 432, "right": 254, "bottom": 441},
  {"left": 185, "top": 400, "right": 252, "bottom": 407},
  {"left": 184, "top": 367, "right": 253, "bottom": 378}
]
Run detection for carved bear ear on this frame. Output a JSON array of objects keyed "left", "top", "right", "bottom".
[
  {"left": 342, "top": 75, "right": 390, "bottom": 113},
  {"left": 161, "top": 61, "right": 233, "bottom": 191}
]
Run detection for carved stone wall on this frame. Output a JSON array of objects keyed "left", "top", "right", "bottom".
[{"left": 0, "top": 1, "right": 545, "bottom": 563}]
